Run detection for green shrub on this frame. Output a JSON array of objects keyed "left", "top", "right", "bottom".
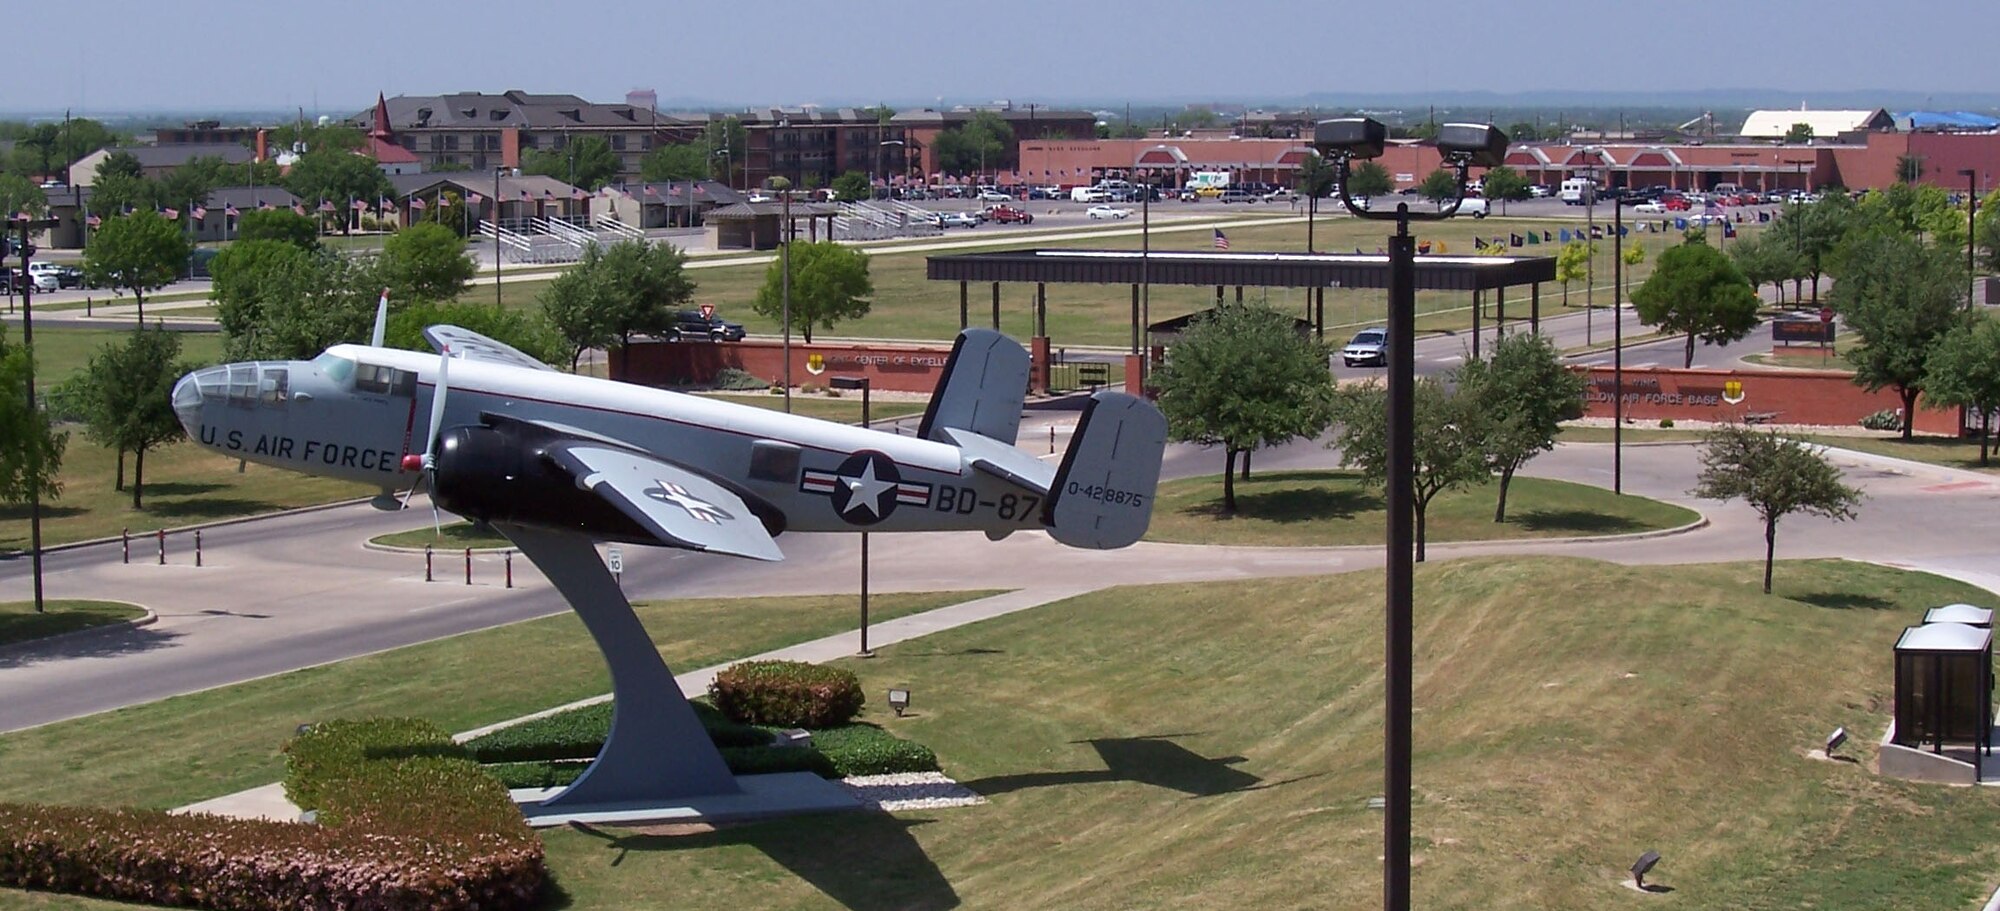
[
  {"left": 1859, "top": 408, "right": 1902, "bottom": 431},
  {"left": 709, "top": 660, "right": 865, "bottom": 728},
  {"left": 713, "top": 367, "right": 767, "bottom": 390},
  {"left": 1658, "top": 418, "right": 1675, "bottom": 428},
  {"left": 813, "top": 724, "right": 941, "bottom": 776},
  {"left": 0, "top": 717, "right": 545, "bottom": 911},
  {"left": 482, "top": 725, "right": 933, "bottom": 786},
  {"left": 464, "top": 700, "right": 767, "bottom": 763}
]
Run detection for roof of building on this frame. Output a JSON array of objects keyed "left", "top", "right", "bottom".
[
  {"left": 1739, "top": 108, "right": 1895, "bottom": 138},
  {"left": 704, "top": 201, "right": 841, "bottom": 219},
  {"left": 1926, "top": 604, "right": 1995, "bottom": 626},
  {"left": 364, "top": 91, "right": 690, "bottom": 133},
  {"left": 206, "top": 185, "right": 301, "bottom": 208},
  {"left": 1896, "top": 111, "right": 2000, "bottom": 131},
  {"left": 364, "top": 137, "right": 420, "bottom": 165},
  {"left": 385, "top": 172, "right": 582, "bottom": 200},
  {"left": 926, "top": 249, "right": 1556, "bottom": 292},
  {"left": 1896, "top": 622, "right": 1992, "bottom": 652},
  {"left": 612, "top": 180, "right": 746, "bottom": 206},
  {"left": 891, "top": 107, "right": 1095, "bottom": 126},
  {"left": 111, "top": 143, "right": 255, "bottom": 168}
]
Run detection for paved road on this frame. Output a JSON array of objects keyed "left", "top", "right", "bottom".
[{"left": 4, "top": 403, "right": 1997, "bottom": 734}]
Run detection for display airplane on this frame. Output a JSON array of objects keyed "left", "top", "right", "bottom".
[{"left": 170, "top": 308, "right": 1166, "bottom": 818}]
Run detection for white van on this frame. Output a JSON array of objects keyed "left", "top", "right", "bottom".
[
  {"left": 1071, "top": 186, "right": 1108, "bottom": 203},
  {"left": 1559, "top": 178, "right": 1597, "bottom": 206},
  {"left": 1450, "top": 197, "right": 1489, "bottom": 218}
]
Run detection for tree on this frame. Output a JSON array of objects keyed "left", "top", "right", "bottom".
[
  {"left": 830, "top": 170, "right": 872, "bottom": 202},
  {"left": 81, "top": 210, "right": 192, "bottom": 322},
  {"left": 283, "top": 149, "right": 392, "bottom": 233},
  {"left": 1924, "top": 320, "right": 2000, "bottom": 464},
  {"left": 235, "top": 208, "right": 319, "bottom": 250},
  {"left": 379, "top": 222, "right": 476, "bottom": 302},
  {"left": 704, "top": 117, "right": 748, "bottom": 185},
  {"left": 521, "top": 136, "right": 619, "bottom": 191},
  {"left": 1726, "top": 232, "right": 1800, "bottom": 306},
  {"left": 0, "top": 328, "right": 66, "bottom": 507},
  {"left": 1347, "top": 161, "right": 1393, "bottom": 198},
  {"left": 1771, "top": 194, "right": 1857, "bottom": 305},
  {"left": 0, "top": 174, "right": 47, "bottom": 219},
  {"left": 752, "top": 240, "right": 871, "bottom": 345},
  {"left": 1832, "top": 229, "right": 1968, "bottom": 439},
  {"left": 640, "top": 144, "right": 708, "bottom": 182},
  {"left": 1629, "top": 237, "right": 1761, "bottom": 368},
  {"left": 933, "top": 112, "right": 1016, "bottom": 176},
  {"left": 538, "top": 246, "right": 614, "bottom": 371},
  {"left": 1416, "top": 168, "right": 1459, "bottom": 204},
  {"left": 212, "top": 239, "right": 313, "bottom": 358},
  {"left": 1691, "top": 427, "right": 1860, "bottom": 593},
  {"left": 1454, "top": 333, "right": 1587, "bottom": 522},
  {"left": 20, "top": 124, "right": 61, "bottom": 180},
  {"left": 1480, "top": 165, "right": 1531, "bottom": 214},
  {"left": 212, "top": 243, "right": 381, "bottom": 360},
  {"left": 1976, "top": 188, "right": 2000, "bottom": 273},
  {"left": 65, "top": 326, "right": 188, "bottom": 509},
  {"left": 1150, "top": 305, "right": 1336, "bottom": 513},
  {"left": 1328, "top": 377, "right": 1489, "bottom": 562},
  {"left": 1784, "top": 122, "right": 1815, "bottom": 144},
  {"left": 95, "top": 150, "right": 143, "bottom": 183},
  {"left": 1554, "top": 239, "right": 1592, "bottom": 308}
]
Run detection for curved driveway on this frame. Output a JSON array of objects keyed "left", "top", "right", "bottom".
[{"left": 2, "top": 414, "right": 1996, "bottom": 734}]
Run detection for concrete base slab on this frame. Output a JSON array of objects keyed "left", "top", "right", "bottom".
[
  {"left": 172, "top": 782, "right": 302, "bottom": 822},
  {"left": 514, "top": 772, "right": 863, "bottom": 828}
]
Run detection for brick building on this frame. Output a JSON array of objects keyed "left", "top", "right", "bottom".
[
  {"left": 354, "top": 91, "right": 703, "bottom": 178},
  {"left": 892, "top": 106, "right": 1097, "bottom": 180}
]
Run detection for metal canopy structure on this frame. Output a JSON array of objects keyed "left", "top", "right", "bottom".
[
  {"left": 926, "top": 248, "right": 1556, "bottom": 291},
  {"left": 1893, "top": 622, "right": 1994, "bottom": 764}
]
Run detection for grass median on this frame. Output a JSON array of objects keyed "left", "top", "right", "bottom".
[
  {"left": 1145, "top": 470, "right": 1698, "bottom": 547},
  {"left": 0, "top": 600, "right": 145, "bottom": 647}
]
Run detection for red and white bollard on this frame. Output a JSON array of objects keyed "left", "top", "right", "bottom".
[
  {"left": 424, "top": 545, "right": 434, "bottom": 583},
  {"left": 122, "top": 528, "right": 130, "bottom": 564},
  {"left": 195, "top": 530, "right": 203, "bottom": 567},
  {"left": 464, "top": 548, "right": 473, "bottom": 585},
  {"left": 505, "top": 551, "right": 514, "bottom": 589},
  {"left": 156, "top": 529, "right": 166, "bottom": 565}
]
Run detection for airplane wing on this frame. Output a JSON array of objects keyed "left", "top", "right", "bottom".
[
  {"left": 423, "top": 324, "right": 555, "bottom": 372},
  {"left": 542, "top": 442, "right": 784, "bottom": 562}
]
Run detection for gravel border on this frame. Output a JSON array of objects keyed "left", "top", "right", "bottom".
[{"left": 840, "top": 772, "right": 987, "bottom": 812}]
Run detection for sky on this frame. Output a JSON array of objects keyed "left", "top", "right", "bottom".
[{"left": 8, "top": 0, "right": 1991, "bottom": 116}]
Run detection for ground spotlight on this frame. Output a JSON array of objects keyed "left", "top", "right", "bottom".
[
  {"left": 1826, "top": 726, "right": 1848, "bottom": 757},
  {"left": 887, "top": 688, "right": 911, "bottom": 717},
  {"left": 1632, "top": 850, "right": 1661, "bottom": 889}
]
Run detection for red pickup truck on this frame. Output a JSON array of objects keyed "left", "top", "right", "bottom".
[{"left": 984, "top": 204, "right": 1034, "bottom": 225}]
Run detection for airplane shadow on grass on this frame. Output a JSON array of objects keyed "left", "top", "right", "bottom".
[
  {"left": 965, "top": 734, "right": 1314, "bottom": 799},
  {"left": 558, "top": 814, "right": 960, "bottom": 911}
]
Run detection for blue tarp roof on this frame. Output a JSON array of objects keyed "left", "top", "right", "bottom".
[{"left": 1896, "top": 111, "right": 2000, "bottom": 130}]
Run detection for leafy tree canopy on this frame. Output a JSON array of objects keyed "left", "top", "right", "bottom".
[
  {"left": 640, "top": 143, "right": 708, "bottom": 183},
  {"left": 1346, "top": 161, "right": 1392, "bottom": 198},
  {"left": 521, "top": 136, "right": 619, "bottom": 191},
  {"left": 1629, "top": 237, "right": 1760, "bottom": 367},
  {"left": 752, "top": 240, "right": 871, "bottom": 344},
  {"left": 1692, "top": 427, "right": 1860, "bottom": 593},
  {"left": 1831, "top": 227, "right": 1969, "bottom": 438},
  {"left": 1924, "top": 319, "right": 2000, "bottom": 464},
  {"left": 235, "top": 208, "right": 319, "bottom": 250},
  {"left": 379, "top": 222, "right": 476, "bottom": 303},
  {"left": 385, "top": 300, "right": 563, "bottom": 366},
  {"left": 1328, "top": 376, "right": 1490, "bottom": 561},
  {"left": 0, "top": 328, "right": 67, "bottom": 506},
  {"left": 81, "top": 210, "right": 193, "bottom": 318}
]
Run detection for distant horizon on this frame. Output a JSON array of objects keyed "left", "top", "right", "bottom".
[{"left": 9, "top": 0, "right": 1989, "bottom": 116}]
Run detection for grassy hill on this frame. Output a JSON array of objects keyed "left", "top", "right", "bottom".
[{"left": 535, "top": 557, "right": 2000, "bottom": 910}]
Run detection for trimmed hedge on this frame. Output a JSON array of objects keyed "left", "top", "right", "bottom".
[
  {"left": 709, "top": 659, "right": 866, "bottom": 728},
  {"left": 481, "top": 722, "right": 937, "bottom": 789},
  {"left": 0, "top": 718, "right": 545, "bottom": 911},
  {"left": 464, "top": 699, "right": 767, "bottom": 764}
]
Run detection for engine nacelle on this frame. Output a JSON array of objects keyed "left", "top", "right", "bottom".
[{"left": 431, "top": 424, "right": 656, "bottom": 545}]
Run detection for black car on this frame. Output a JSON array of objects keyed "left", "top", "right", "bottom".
[{"left": 666, "top": 310, "right": 747, "bottom": 342}]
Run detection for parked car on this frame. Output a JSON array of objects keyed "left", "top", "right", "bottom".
[
  {"left": 1177, "top": 188, "right": 1200, "bottom": 202},
  {"left": 1341, "top": 327, "right": 1387, "bottom": 368},
  {"left": 976, "top": 189, "right": 1012, "bottom": 202},
  {"left": 27, "top": 262, "right": 79, "bottom": 290},
  {"left": 936, "top": 211, "right": 981, "bottom": 228},
  {"left": 665, "top": 310, "right": 746, "bottom": 342},
  {"left": 1217, "top": 188, "right": 1259, "bottom": 204},
  {"left": 1262, "top": 188, "right": 1295, "bottom": 203},
  {"left": 985, "top": 205, "right": 1034, "bottom": 224},
  {"left": 1086, "top": 205, "right": 1132, "bottom": 220},
  {"left": 1632, "top": 201, "right": 1668, "bottom": 214},
  {"left": 1662, "top": 196, "right": 1691, "bottom": 211},
  {"left": 1527, "top": 184, "right": 1553, "bottom": 198}
]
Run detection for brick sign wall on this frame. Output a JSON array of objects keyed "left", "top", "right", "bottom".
[
  {"left": 614, "top": 340, "right": 957, "bottom": 393},
  {"left": 1575, "top": 366, "right": 1961, "bottom": 434}
]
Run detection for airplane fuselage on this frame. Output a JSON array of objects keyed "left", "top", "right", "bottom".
[{"left": 173, "top": 344, "right": 1047, "bottom": 538}]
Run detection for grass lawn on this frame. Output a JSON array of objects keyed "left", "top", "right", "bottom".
[
  {"left": 0, "top": 590, "right": 999, "bottom": 813},
  {"left": 4, "top": 559, "right": 1994, "bottom": 909},
  {"left": 460, "top": 218, "right": 1754, "bottom": 348},
  {"left": 524, "top": 558, "right": 1997, "bottom": 911},
  {"left": 0, "top": 437, "right": 374, "bottom": 551},
  {"left": 1145, "top": 471, "right": 1698, "bottom": 547},
  {"left": 700, "top": 391, "right": 929, "bottom": 423},
  {"left": 1556, "top": 425, "right": 1711, "bottom": 444},
  {"left": 1801, "top": 433, "right": 2000, "bottom": 474},
  {"left": 0, "top": 600, "right": 145, "bottom": 647},
  {"left": 15, "top": 327, "right": 226, "bottom": 392},
  {"left": 369, "top": 520, "right": 513, "bottom": 551}
]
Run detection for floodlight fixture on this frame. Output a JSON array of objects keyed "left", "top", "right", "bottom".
[
  {"left": 1436, "top": 123, "right": 1509, "bottom": 169},
  {"left": 295, "top": 723, "right": 315, "bottom": 736},
  {"left": 1631, "top": 850, "right": 1661, "bottom": 889},
  {"left": 1826, "top": 726, "right": 1848, "bottom": 756},
  {"left": 1312, "top": 118, "right": 1386, "bottom": 161},
  {"left": 887, "top": 688, "right": 911, "bottom": 716}
]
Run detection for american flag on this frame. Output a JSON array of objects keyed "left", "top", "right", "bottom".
[
  {"left": 1703, "top": 196, "right": 1722, "bottom": 218},
  {"left": 573, "top": 187, "right": 587, "bottom": 200},
  {"left": 410, "top": 196, "right": 427, "bottom": 210},
  {"left": 85, "top": 213, "right": 101, "bottom": 227},
  {"left": 318, "top": 199, "right": 336, "bottom": 213},
  {"left": 293, "top": 203, "right": 307, "bottom": 215},
  {"left": 191, "top": 206, "right": 207, "bottom": 221},
  {"left": 161, "top": 207, "right": 179, "bottom": 220},
  {"left": 467, "top": 192, "right": 483, "bottom": 204},
  {"left": 351, "top": 198, "right": 365, "bottom": 211},
  {"left": 1213, "top": 228, "right": 1229, "bottom": 250},
  {"left": 223, "top": 204, "right": 239, "bottom": 218}
]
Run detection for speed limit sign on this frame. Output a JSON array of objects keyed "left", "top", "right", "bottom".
[{"left": 606, "top": 545, "right": 623, "bottom": 575}]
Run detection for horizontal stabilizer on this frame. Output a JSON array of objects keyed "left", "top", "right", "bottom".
[
  {"left": 942, "top": 426, "right": 1054, "bottom": 494},
  {"left": 918, "top": 329, "right": 1029, "bottom": 445},
  {"left": 1043, "top": 392, "right": 1168, "bottom": 550}
]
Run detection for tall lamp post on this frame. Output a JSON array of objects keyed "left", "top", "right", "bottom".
[
  {"left": 1582, "top": 147, "right": 1601, "bottom": 346},
  {"left": 1611, "top": 197, "right": 1627, "bottom": 494},
  {"left": 1138, "top": 143, "right": 1172, "bottom": 381},
  {"left": 879, "top": 140, "right": 905, "bottom": 200},
  {"left": 766, "top": 176, "right": 794, "bottom": 412},
  {"left": 1316, "top": 118, "right": 1508, "bottom": 911},
  {"left": 11, "top": 216, "right": 58, "bottom": 614},
  {"left": 1961, "top": 168, "right": 1979, "bottom": 308},
  {"left": 493, "top": 168, "right": 505, "bottom": 308},
  {"left": 830, "top": 375, "right": 873, "bottom": 655}
]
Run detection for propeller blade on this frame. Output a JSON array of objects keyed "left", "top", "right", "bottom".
[
  {"left": 422, "top": 345, "right": 451, "bottom": 469},
  {"left": 369, "top": 287, "right": 390, "bottom": 348}
]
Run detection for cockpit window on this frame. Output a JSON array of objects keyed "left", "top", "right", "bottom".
[
  {"left": 312, "top": 351, "right": 356, "bottom": 384},
  {"left": 353, "top": 362, "right": 417, "bottom": 397},
  {"left": 259, "top": 367, "right": 288, "bottom": 405}
]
